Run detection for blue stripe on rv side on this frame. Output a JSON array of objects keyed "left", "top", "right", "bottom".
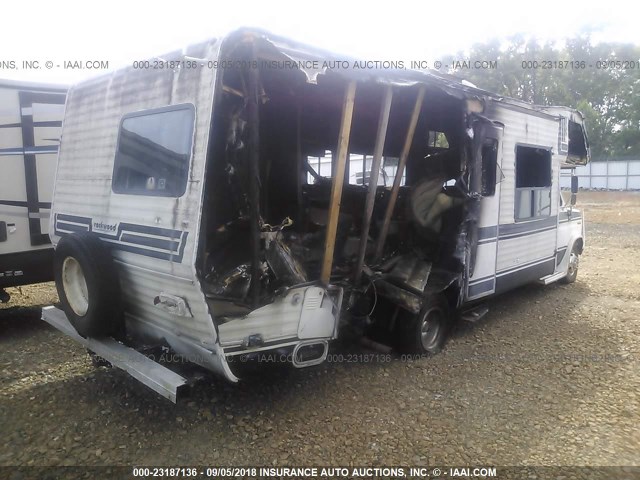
[
  {"left": 498, "top": 216, "right": 558, "bottom": 236},
  {"left": 469, "top": 255, "right": 558, "bottom": 288},
  {"left": 495, "top": 258, "right": 556, "bottom": 294},
  {"left": 467, "top": 277, "right": 495, "bottom": 297},
  {"left": 477, "top": 225, "right": 498, "bottom": 241},
  {"left": 56, "top": 222, "right": 90, "bottom": 233},
  {"left": 0, "top": 145, "right": 59, "bottom": 156},
  {"left": 120, "top": 233, "right": 180, "bottom": 251},
  {"left": 477, "top": 216, "right": 559, "bottom": 241},
  {"left": 120, "top": 222, "right": 184, "bottom": 241},
  {"left": 498, "top": 225, "right": 557, "bottom": 240},
  {"left": 56, "top": 213, "right": 91, "bottom": 225},
  {"left": 496, "top": 255, "right": 556, "bottom": 277},
  {"left": 54, "top": 214, "right": 188, "bottom": 263},
  {"left": 101, "top": 241, "right": 186, "bottom": 262},
  {"left": 117, "top": 224, "right": 189, "bottom": 262}
]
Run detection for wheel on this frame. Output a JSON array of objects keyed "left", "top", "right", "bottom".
[
  {"left": 400, "top": 294, "right": 450, "bottom": 354},
  {"left": 561, "top": 245, "right": 580, "bottom": 284},
  {"left": 54, "top": 233, "right": 122, "bottom": 337}
]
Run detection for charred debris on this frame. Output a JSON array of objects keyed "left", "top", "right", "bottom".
[{"left": 198, "top": 33, "right": 495, "bottom": 335}]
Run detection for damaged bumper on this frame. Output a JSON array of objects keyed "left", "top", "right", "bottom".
[{"left": 218, "top": 283, "right": 343, "bottom": 367}]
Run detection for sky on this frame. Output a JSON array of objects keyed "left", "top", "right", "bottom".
[{"left": 1, "top": 0, "right": 638, "bottom": 85}]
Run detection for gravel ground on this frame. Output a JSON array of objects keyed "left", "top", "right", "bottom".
[{"left": 1, "top": 191, "right": 639, "bottom": 470}]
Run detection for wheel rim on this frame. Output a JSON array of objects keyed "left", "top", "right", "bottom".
[
  {"left": 568, "top": 252, "right": 579, "bottom": 277},
  {"left": 62, "top": 256, "right": 89, "bottom": 316},
  {"left": 420, "top": 307, "right": 444, "bottom": 351}
]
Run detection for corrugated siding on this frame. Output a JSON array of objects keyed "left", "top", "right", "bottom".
[
  {"left": 496, "top": 230, "right": 556, "bottom": 272},
  {"left": 486, "top": 103, "right": 561, "bottom": 273},
  {"left": 486, "top": 104, "right": 561, "bottom": 226},
  {"left": 51, "top": 40, "right": 221, "bottom": 347}
]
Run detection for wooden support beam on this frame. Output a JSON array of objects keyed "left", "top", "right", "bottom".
[
  {"left": 320, "top": 80, "right": 357, "bottom": 284},
  {"left": 354, "top": 85, "right": 393, "bottom": 286},
  {"left": 374, "top": 85, "right": 426, "bottom": 261}
]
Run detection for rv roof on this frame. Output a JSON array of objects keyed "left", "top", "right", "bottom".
[
  {"left": 245, "top": 29, "right": 583, "bottom": 120},
  {"left": 70, "top": 28, "right": 582, "bottom": 122}
]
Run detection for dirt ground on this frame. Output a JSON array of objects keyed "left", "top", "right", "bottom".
[{"left": 1, "top": 191, "right": 639, "bottom": 471}]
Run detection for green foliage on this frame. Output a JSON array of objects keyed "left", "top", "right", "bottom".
[{"left": 440, "top": 36, "right": 640, "bottom": 159}]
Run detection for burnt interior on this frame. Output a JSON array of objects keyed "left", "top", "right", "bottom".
[{"left": 198, "top": 38, "right": 482, "bottom": 324}]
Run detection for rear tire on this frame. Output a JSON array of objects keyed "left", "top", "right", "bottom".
[
  {"left": 54, "top": 233, "right": 122, "bottom": 337},
  {"left": 399, "top": 294, "right": 450, "bottom": 355}
]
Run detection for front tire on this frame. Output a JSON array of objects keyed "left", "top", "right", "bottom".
[
  {"left": 54, "top": 233, "right": 122, "bottom": 337},
  {"left": 561, "top": 245, "right": 580, "bottom": 284}
]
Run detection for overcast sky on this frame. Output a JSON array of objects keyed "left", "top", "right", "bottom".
[{"left": 1, "top": 0, "right": 638, "bottom": 85}]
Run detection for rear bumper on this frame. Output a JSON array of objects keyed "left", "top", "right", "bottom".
[
  {"left": 42, "top": 306, "right": 188, "bottom": 402},
  {"left": 218, "top": 283, "right": 343, "bottom": 367}
]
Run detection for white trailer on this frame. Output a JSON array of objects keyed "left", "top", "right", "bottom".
[
  {"left": 43, "top": 30, "right": 588, "bottom": 401},
  {"left": 0, "top": 80, "right": 66, "bottom": 302}
]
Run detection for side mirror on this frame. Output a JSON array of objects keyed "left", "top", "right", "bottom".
[{"left": 570, "top": 176, "right": 578, "bottom": 206}]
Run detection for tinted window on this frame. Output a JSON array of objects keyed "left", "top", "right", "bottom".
[
  {"left": 516, "top": 146, "right": 551, "bottom": 188},
  {"left": 481, "top": 138, "right": 498, "bottom": 196},
  {"left": 112, "top": 105, "right": 194, "bottom": 197},
  {"left": 515, "top": 146, "right": 552, "bottom": 220}
]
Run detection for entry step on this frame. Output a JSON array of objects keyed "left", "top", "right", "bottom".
[
  {"left": 460, "top": 305, "right": 489, "bottom": 323},
  {"left": 539, "top": 271, "right": 567, "bottom": 285}
]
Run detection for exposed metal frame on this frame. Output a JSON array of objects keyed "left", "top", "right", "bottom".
[
  {"left": 247, "top": 40, "right": 262, "bottom": 306},
  {"left": 353, "top": 85, "right": 393, "bottom": 286}
]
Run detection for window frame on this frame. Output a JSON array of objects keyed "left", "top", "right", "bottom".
[
  {"left": 481, "top": 137, "right": 499, "bottom": 197},
  {"left": 514, "top": 143, "right": 553, "bottom": 222},
  {"left": 111, "top": 103, "right": 196, "bottom": 198},
  {"left": 558, "top": 117, "right": 569, "bottom": 154}
]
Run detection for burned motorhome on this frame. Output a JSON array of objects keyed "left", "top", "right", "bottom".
[{"left": 43, "top": 29, "right": 588, "bottom": 401}]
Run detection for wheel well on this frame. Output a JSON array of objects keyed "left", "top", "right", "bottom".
[
  {"left": 442, "top": 280, "right": 462, "bottom": 313},
  {"left": 573, "top": 238, "right": 584, "bottom": 255}
]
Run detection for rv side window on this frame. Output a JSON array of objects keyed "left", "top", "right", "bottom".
[
  {"left": 515, "top": 146, "right": 552, "bottom": 220},
  {"left": 481, "top": 138, "right": 498, "bottom": 196},
  {"left": 112, "top": 105, "right": 195, "bottom": 197},
  {"left": 559, "top": 117, "right": 569, "bottom": 153}
]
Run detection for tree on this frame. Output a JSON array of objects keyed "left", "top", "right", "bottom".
[{"left": 440, "top": 35, "right": 640, "bottom": 159}]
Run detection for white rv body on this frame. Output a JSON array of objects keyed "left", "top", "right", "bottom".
[
  {"left": 46, "top": 30, "right": 588, "bottom": 399},
  {"left": 50, "top": 40, "right": 235, "bottom": 379},
  {"left": 49, "top": 37, "right": 342, "bottom": 382},
  {"left": 467, "top": 102, "right": 586, "bottom": 301},
  {"left": 0, "top": 80, "right": 66, "bottom": 300}
]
